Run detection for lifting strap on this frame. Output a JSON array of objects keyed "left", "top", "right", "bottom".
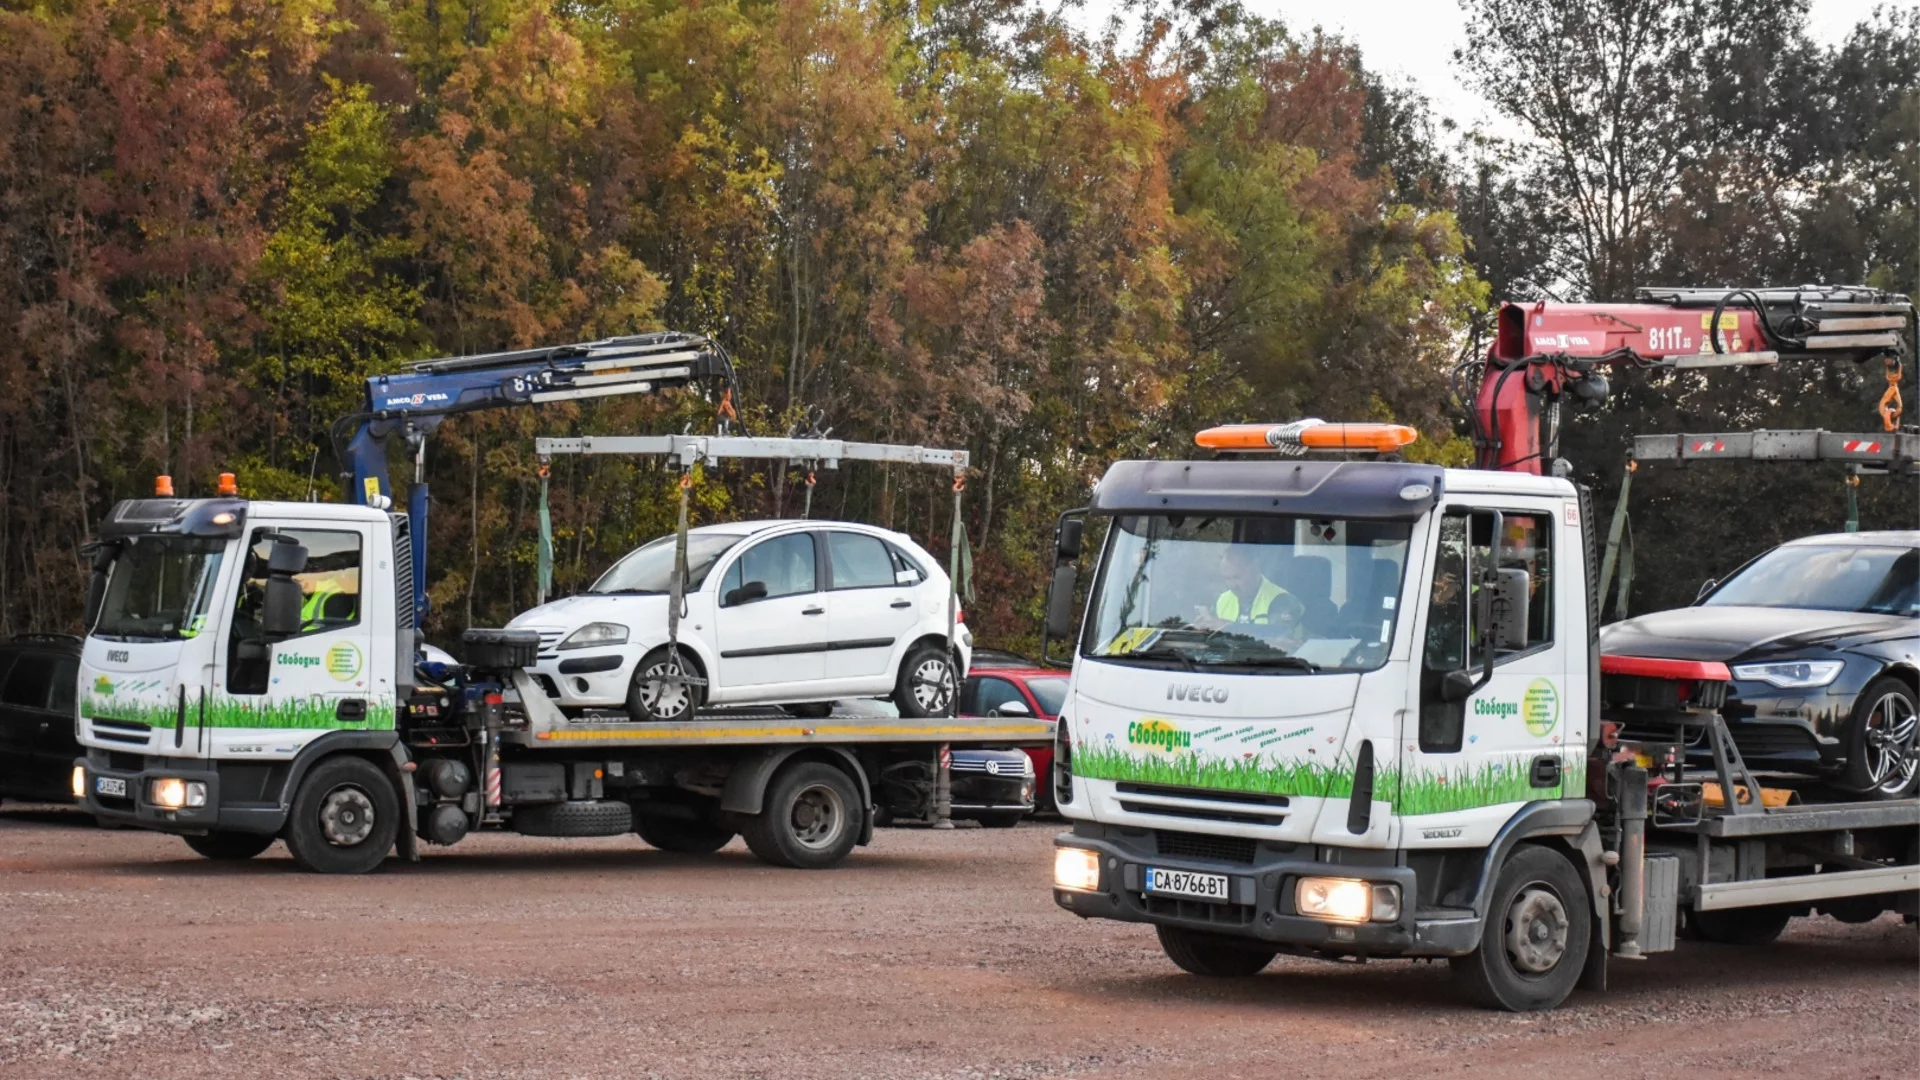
[{"left": 536, "top": 461, "right": 553, "bottom": 606}]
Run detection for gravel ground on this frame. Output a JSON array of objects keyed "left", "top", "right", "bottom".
[{"left": 1, "top": 803, "right": 1914, "bottom": 1080}]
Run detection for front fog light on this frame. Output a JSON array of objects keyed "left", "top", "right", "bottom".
[
  {"left": 1054, "top": 847, "right": 1102, "bottom": 891},
  {"left": 1296, "top": 876, "right": 1395, "bottom": 923},
  {"left": 150, "top": 778, "right": 207, "bottom": 810},
  {"left": 71, "top": 765, "right": 86, "bottom": 799}
]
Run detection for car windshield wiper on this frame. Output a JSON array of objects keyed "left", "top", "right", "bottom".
[{"left": 594, "top": 588, "right": 664, "bottom": 596}]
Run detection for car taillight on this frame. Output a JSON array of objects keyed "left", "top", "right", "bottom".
[{"left": 955, "top": 608, "right": 965, "bottom": 623}]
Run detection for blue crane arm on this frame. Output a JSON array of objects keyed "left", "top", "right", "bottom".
[{"left": 332, "top": 332, "right": 735, "bottom": 627}]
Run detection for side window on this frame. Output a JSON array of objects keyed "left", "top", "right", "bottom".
[
  {"left": 1469, "top": 512, "right": 1553, "bottom": 663},
  {"left": 1419, "top": 516, "right": 1468, "bottom": 753},
  {"left": 828, "top": 532, "right": 896, "bottom": 590},
  {"left": 889, "top": 544, "right": 926, "bottom": 585},
  {"left": 229, "top": 528, "right": 363, "bottom": 694},
  {"left": 47, "top": 657, "right": 78, "bottom": 716},
  {"left": 724, "top": 533, "right": 817, "bottom": 604},
  {"left": 1, "top": 655, "right": 55, "bottom": 709},
  {"left": 974, "top": 677, "right": 1026, "bottom": 716}
]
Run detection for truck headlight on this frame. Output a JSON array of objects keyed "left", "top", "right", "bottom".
[
  {"left": 1296, "top": 877, "right": 1400, "bottom": 923},
  {"left": 72, "top": 765, "right": 86, "bottom": 799},
  {"left": 559, "top": 622, "right": 629, "bottom": 650},
  {"left": 150, "top": 778, "right": 208, "bottom": 810},
  {"left": 1054, "top": 847, "right": 1102, "bottom": 891},
  {"left": 1729, "top": 660, "right": 1844, "bottom": 689}
]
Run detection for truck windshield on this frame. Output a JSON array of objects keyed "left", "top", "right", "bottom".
[
  {"left": 1705, "top": 543, "right": 1918, "bottom": 616},
  {"left": 93, "top": 536, "right": 228, "bottom": 641},
  {"left": 1082, "top": 514, "right": 1411, "bottom": 673},
  {"left": 590, "top": 533, "right": 744, "bottom": 595}
]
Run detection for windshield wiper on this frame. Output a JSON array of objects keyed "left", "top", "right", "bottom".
[
  {"left": 1102, "top": 644, "right": 1197, "bottom": 670},
  {"left": 595, "top": 588, "right": 664, "bottom": 596},
  {"left": 1220, "top": 655, "right": 1319, "bottom": 672}
]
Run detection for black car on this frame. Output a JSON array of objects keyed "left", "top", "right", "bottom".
[
  {"left": 1601, "top": 531, "right": 1919, "bottom": 798},
  {"left": 947, "top": 747, "right": 1034, "bottom": 828},
  {"left": 0, "top": 635, "right": 83, "bottom": 804}
]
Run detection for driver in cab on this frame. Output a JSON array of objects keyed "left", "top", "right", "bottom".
[{"left": 1194, "top": 544, "right": 1302, "bottom": 635}]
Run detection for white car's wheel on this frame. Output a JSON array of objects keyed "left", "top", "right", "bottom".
[
  {"left": 894, "top": 643, "right": 955, "bottom": 718},
  {"left": 626, "top": 647, "right": 701, "bottom": 722}
]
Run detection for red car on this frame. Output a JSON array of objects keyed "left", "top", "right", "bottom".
[{"left": 960, "top": 651, "right": 1068, "bottom": 810}]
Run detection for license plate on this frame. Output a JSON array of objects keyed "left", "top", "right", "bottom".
[
  {"left": 95, "top": 776, "right": 127, "bottom": 798},
  {"left": 1144, "top": 866, "right": 1231, "bottom": 901}
]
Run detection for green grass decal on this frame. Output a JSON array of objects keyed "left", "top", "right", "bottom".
[
  {"left": 84, "top": 693, "right": 395, "bottom": 731},
  {"left": 1075, "top": 742, "right": 1589, "bottom": 817}
]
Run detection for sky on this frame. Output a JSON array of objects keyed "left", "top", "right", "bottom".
[{"left": 1065, "top": 0, "right": 1912, "bottom": 137}]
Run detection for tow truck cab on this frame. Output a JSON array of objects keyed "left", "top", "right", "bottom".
[{"left": 1048, "top": 450, "right": 1917, "bottom": 1011}]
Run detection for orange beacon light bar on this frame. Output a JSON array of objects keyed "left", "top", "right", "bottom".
[{"left": 1195, "top": 419, "right": 1418, "bottom": 455}]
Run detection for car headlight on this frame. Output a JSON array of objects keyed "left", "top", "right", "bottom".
[
  {"left": 1730, "top": 660, "right": 1845, "bottom": 689},
  {"left": 1054, "top": 847, "right": 1102, "bottom": 891},
  {"left": 559, "top": 622, "right": 629, "bottom": 650}
]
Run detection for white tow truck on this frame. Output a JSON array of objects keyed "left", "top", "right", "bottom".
[{"left": 1044, "top": 420, "right": 1919, "bottom": 1010}]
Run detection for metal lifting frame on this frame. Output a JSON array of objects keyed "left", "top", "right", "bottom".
[{"left": 535, "top": 433, "right": 974, "bottom": 824}]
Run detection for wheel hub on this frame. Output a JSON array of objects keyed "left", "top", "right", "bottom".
[
  {"left": 641, "top": 660, "right": 691, "bottom": 717},
  {"left": 319, "top": 786, "right": 376, "bottom": 847},
  {"left": 1864, "top": 692, "right": 1918, "bottom": 793},
  {"left": 790, "top": 784, "right": 843, "bottom": 850},
  {"left": 911, "top": 658, "right": 953, "bottom": 712},
  {"left": 1504, "top": 885, "right": 1570, "bottom": 974}
]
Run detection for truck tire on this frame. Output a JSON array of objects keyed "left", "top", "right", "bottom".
[
  {"left": 626, "top": 646, "right": 700, "bottom": 723},
  {"left": 1450, "top": 844, "right": 1591, "bottom": 1011},
  {"left": 282, "top": 756, "right": 400, "bottom": 875},
  {"left": 1155, "top": 926, "right": 1276, "bottom": 977},
  {"left": 512, "top": 799, "right": 633, "bottom": 837},
  {"left": 184, "top": 831, "right": 276, "bottom": 861},
  {"left": 635, "top": 815, "right": 736, "bottom": 853},
  {"left": 1841, "top": 676, "right": 1919, "bottom": 799},
  {"left": 893, "top": 643, "right": 956, "bottom": 718},
  {"left": 1686, "top": 905, "right": 1792, "bottom": 945},
  {"left": 741, "top": 761, "right": 861, "bottom": 869}
]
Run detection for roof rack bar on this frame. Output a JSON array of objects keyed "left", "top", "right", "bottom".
[{"left": 535, "top": 434, "right": 968, "bottom": 472}]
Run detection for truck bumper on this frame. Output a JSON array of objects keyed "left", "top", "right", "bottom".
[
  {"left": 1052, "top": 823, "right": 1481, "bottom": 958},
  {"left": 75, "top": 751, "right": 283, "bottom": 836}
]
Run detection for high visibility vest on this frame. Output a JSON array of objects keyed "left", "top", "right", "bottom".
[
  {"left": 301, "top": 584, "right": 342, "bottom": 628},
  {"left": 1215, "top": 577, "right": 1290, "bottom": 625}
]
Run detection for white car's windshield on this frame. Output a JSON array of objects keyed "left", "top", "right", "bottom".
[
  {"left": 590, "top": 534, "right": 743, "bottom": 594},
  {"left": 1705, "top": 543, "right": 1918, "bottom": 616},
  {"left": 1082, "top": 514, "right": 1411, "bottom": 673}
]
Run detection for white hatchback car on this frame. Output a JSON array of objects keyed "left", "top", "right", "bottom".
[{"left": 507, "top": 521, "right": 972, "bottom": 721}]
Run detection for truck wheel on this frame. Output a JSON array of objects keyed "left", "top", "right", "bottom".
[
  {"left": 1451, "top": 845, "right": 1591, "bottom": 1011},
  {"left": 1155, "top": 926, "right": 1276, "bottom": 977},
  {"left": 635, "top": 815, "right": 735, "bottom": 853},
  {"left": 627, "top": 647, "right": 700, "bottom": 723},
  {"left": 893, "top": 643, "right": 956, "bottom": 718},
  {"left": 1686, "top": 905, "right": 1792, "bottom": 945},
  {"left": 282, "top": 756, "right": 399, "bottom": 875},
  {"left": 184, "top": 831, "right": 275, "bottom": 861},
  {"left": 512, "top": 800, "right": 633, "bottom": 837},
  {"left": 741, "top": 761, "right": 861, "bottom": 869},
  {"left": 1842, "top": 677, "right": 1918, "bottom": 799}
]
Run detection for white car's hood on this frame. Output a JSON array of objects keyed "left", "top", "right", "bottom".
[{"left": 508, "top": 592, "right": 672, "bottom": 634}]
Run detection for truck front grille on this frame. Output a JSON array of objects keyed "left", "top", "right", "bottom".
[
  {"left": 89, "top": 717, "right": 152, "bottom": 746},
  {"left": 1154, "top": 830, "right": 1257, "bottom": 865}
]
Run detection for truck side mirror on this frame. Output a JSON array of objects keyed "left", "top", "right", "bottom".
[
  {"left": 1045, "top": 563, "right": 1079, "bottom": 641},
  {"left": 1695, "top": 577, "right": 1717, "bottom": 603},
  {"left": 725, "top": 580, "right": 769, "bottom": 607},
  {"left": 1440, "top": 669, "right": 1477, "bottom": 702},
  {"left": 1055, "top": 518, "right": 1084, "bottom": 561},
  {"left": 1488, "top": 568, "right": 1531, "bottom": 652},
  {"left": 262, "top": 539, "right": 309, "bottom": 640}
]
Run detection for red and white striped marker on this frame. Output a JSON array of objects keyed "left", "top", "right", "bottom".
[{"left": 1841, "top": 440, "right": 1882, "bottom": 453}]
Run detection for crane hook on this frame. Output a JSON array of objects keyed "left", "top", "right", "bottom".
[{"left": 1878, "top": 356, "right": 1904, "bottom": 432}]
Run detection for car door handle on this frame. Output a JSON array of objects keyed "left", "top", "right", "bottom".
[
  {"left": 802, "top": 606, "right": 826, "bottom": 616},
  {"left": 889, "top": 599, "right": 912, "bottom": 609}
]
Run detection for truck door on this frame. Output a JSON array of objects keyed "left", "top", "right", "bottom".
[
  {"left": 216, "top": 525, "right": 385, "bottom": 744},
  {"left": 1401, "top": 504, "right": 1577, "bottom": 829}
]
